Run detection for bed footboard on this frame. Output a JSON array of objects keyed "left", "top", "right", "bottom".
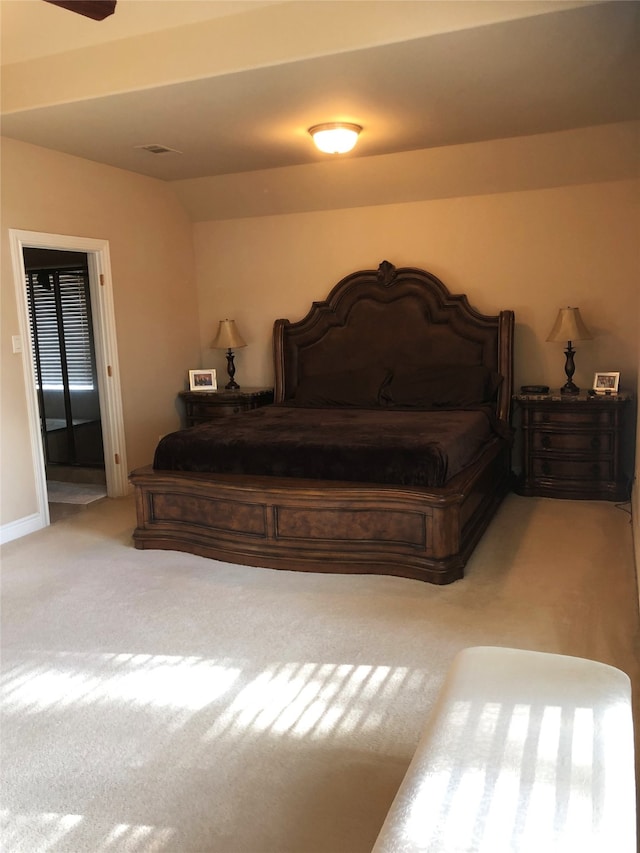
[{"left": 130, "top": 440, "right": 510, "bottom": 585}]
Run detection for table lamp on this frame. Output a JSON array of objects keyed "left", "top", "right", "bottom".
[
  {"left": 211, "top": 319, "right": 246, "bottom": 389},
  {"left": 546, "top": 307, "right": 592, "bottom": 395}
]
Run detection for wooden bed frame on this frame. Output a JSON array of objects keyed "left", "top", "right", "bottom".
[{"left": 130, "top": 261, "right": 514, "bottom": 584}]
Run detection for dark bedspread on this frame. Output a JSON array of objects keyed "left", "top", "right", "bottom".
[{"left": 153, "top": 405, "right": 503, "bottom": 487}]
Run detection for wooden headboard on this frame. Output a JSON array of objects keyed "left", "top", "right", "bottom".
[{"left": 273, "top": 261, "right": 514, "bottom": 422}]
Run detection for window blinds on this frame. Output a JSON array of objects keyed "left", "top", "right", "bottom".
[{"left": 26, "top": 268, "right": 95, "bottom": 390}]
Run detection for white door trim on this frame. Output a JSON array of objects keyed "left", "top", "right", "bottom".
[{"left": 9, "top": 229, "right": 129, "bottom": 531}]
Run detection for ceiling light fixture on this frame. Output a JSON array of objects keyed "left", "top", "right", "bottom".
[{"left": 308, "top": 122, "right": 362, "bottom": 154}]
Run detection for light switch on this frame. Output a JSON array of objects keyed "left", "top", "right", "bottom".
[{"left": 12, "top": 335, "right": 23, "bottom": 354}]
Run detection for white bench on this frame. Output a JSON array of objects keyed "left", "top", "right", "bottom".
[{"left": 373, "top": 646, "right": 636, "bottom": 853}]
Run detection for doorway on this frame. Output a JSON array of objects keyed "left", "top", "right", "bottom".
[
  {"left": 10, "top": 230, "right": 129, "bottom": 532},
  {"left": 23, "top": 248, "right": 108, "bottom": 519}
]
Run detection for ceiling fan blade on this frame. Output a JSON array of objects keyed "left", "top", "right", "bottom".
[{"left": 43, "top": 1, "right": 117, "bottom": 21}]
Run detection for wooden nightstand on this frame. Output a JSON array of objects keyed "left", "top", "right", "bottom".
[
  {"left": 514, "top": 392, "right": 632, "bottom": 501},
  {"left": 179, "top": 387, "right": 274, "bottom": 426}
]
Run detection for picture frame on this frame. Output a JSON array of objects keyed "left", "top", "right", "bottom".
[
  {"left": 189, "top": 369, "right": 217, "bottom": 391},
  {"left": 592, "top": 371, "right": 619, "bottom": 394}
]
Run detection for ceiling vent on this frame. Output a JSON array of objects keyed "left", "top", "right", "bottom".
[{"left": 135, "top": 144, "right": 182, "bottom": 155}]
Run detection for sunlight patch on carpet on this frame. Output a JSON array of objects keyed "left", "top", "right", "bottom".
[
  {"left": 2, "top": 652, "right": 241, "bottom": 713},
  {"left": 0, "top": 810, "right": 175, "bottom": 853},
  {"left": 1, "top": 652, "right": 429, "bottom": 743}
]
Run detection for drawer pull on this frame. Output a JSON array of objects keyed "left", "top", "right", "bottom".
[
  {"left": 541, "top": 436, "right": 551, "bottom": 449},
  {"left": 590, "top": 436, "right": 601, "bottom": 450},
  {"left": 542, "top": 462, "right": 551, "bottom": 476}
]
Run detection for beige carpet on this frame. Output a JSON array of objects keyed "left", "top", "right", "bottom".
[{"left": 1, "top": 493, "right": 638, "bottom": 853}]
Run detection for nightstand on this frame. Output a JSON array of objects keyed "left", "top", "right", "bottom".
[
  {"left": 514, "top": 392, "right": 632, "bottom": 501},
  {"left": 179, "top": 387, "right": 274, "bottom": 426}
]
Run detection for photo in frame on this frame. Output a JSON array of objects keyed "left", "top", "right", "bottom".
[
  {"left": 592, "top": 372, "right": 619, "bottom": 394},
  {"left": 189, "top": 369, "right": 217, "bottom": 391}
]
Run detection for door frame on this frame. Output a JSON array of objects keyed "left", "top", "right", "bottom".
[{"left": 9, "top": 229, "right": 129, "bottom": 528}]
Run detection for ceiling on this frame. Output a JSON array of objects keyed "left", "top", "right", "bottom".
[{"left": 1, "top": 0, "right": 639, "bottom": 183}]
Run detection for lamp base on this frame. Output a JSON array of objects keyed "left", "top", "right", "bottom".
[
  {"left": 225, "top": 349, "right": 240, "bottom": 390},
  {"left": 561, "top": 344, "right": 579, "bottom": 395}
]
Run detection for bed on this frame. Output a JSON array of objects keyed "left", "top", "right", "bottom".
[{"left": 130, "top": 261, "right": 514, "bottom": 584}]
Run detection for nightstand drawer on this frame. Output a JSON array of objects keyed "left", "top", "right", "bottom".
[
  {"left": 190, "top": 402, "right": 244, "bottom": 418},
  {"left": 532, "top": 457, "right": 614, "bottom": 482},
  {"left": 531, "top": 409, "right": 614, "bottom": 427},
  {"left": 514, "top": 392, "right": 632, "bottom": 500},
  {"left": 531, "top": 431, "right": 613, "bottom": 453}
]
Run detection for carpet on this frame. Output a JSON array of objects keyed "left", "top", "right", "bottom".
[{"left": 1, "top": 493, "right": 638, "bottom": 852}]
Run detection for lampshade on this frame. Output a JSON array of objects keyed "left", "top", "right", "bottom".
[
  {"left": 546, "top": 307, "right": 592, "bottom": 343},
  {"left": 211, "top": 319, "right": 246, "bottom": 350},
  {"left": 308, "top": 123, "right": 362, "bottom": 154}
]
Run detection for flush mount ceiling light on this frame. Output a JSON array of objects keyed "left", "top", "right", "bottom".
[{"left": 308, "top": 123, "right": 362, "bottom": 154}]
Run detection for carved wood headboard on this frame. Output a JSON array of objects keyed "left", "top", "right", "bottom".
[{"left": 273, "top": 261, "right": 514, "bottom": 422}]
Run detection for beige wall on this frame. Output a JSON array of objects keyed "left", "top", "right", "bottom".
[
  {"left": 195, "top": 179, "right": 639, "bottom": 397},
  {"left": 1, "top": 137, "right": 200, "bottom": 526}
]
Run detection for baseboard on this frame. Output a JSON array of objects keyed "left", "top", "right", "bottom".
[{"left": 0, "top": 512, "right": 46, "bottom": 545}]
